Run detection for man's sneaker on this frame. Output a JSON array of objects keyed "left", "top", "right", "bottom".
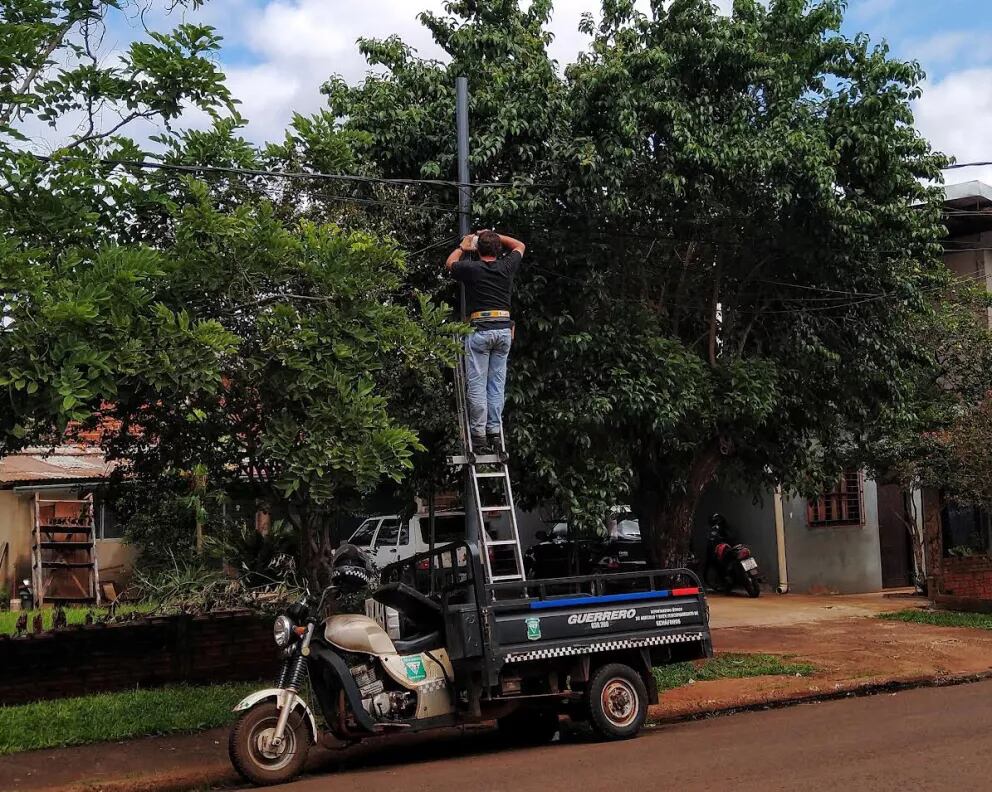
[
  {"left": 487, "top": 433, "right": 504, "bottom": 453},
  {"left": 470, "top": 435, "right": 490, "bottom": 455}
]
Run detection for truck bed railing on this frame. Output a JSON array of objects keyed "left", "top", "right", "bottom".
[{"left": 486, "top": 567, "right": 703, "bottom": 609}]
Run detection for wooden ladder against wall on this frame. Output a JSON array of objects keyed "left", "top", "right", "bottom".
[{"left": 31, "top": 493, "right": 101, "bottom": 609}]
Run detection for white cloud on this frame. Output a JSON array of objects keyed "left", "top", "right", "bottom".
[
  {"left": 905, "top": 31, "right": 992, "bottom": 70},
  {"left": 914, "top": 68, "right": 992, "bottom": 187},
  {"left": 849, "top": 0, "right": 896, "bottom": 21}
]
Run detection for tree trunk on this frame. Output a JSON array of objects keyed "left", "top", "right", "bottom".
[
  {"left": 636, "top": 440, "right": 723, "bottom": 569},
  {"left": 291, "top": 502, "right": 335, "bottom": 589}
]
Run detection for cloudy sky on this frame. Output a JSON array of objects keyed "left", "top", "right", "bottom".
[{"left": 83, "top": 0, "right": 992, "bottom": 185}]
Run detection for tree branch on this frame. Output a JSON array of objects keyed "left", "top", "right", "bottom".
[{"left": 0, "top": 22, "right": 73, "bottom": 129}]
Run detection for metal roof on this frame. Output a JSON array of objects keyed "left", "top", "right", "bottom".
[{"left": 0, "top": 447, "right": 113, "bottom": 485}]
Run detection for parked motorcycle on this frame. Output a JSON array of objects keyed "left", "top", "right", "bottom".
[{"left": 704, "top": 513, "right": 761, "bottom": 598}]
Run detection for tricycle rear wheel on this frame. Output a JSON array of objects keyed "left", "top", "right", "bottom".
[{"left": 586, "top": 663, "right": 648, "bottom": 740}]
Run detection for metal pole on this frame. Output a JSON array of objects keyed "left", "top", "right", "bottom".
[{"left": 456, "top": 75, "right": 481, "bottom": 546}]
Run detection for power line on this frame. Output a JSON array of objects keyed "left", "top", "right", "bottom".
[
  {"left": 943, "top": 162, "right": 992, "bottom": 171},
  {"left": 26, "top": 153, "right": 551, "bottom": 191}
]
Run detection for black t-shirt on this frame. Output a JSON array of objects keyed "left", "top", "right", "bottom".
[{"left": 451, "top": 250, "right": 522, "bottom": 329}]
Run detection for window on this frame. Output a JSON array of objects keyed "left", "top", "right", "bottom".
[
  {"left": 808, "top": 471, "right": 864, "bottom": 527},
  {"left": 349, "top": 519, "right": 379, "bottom": 547},
  {"left": 375, "top": 519, "right": 402, "bottom": 547},
  {"left": 941, "top": 500, "right": 992, "bottom": 557}
]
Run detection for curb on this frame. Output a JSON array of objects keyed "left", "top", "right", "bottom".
[{"left": 646, "top": 669, "right": 992, "bottom": 726}]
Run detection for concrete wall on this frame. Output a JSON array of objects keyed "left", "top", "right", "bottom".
[
  {"left": 0, "top": 489, "right": 34, "bottom": 597},
  {"left": 96, "top": 539, "right": 138, "bottom": 591},
  {"left": 693, "top": 485, "right": 780, "bottom": 586},
  {"left": 781, "top": 477, "right": 883, "bottom": 594},
  {"left": 944, "top": 232, "right": 992, "bottom": 328}
]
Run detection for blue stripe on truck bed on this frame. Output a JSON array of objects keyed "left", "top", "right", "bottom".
[{"left": 529, "top": 589, "right": 673, "bottom": 610}]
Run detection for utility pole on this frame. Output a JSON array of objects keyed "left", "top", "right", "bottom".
[{"left": 456, "top": 75, "right": 481, "bottom": 545}]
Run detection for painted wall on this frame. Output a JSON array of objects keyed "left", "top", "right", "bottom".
[
  {"left": 944, "top": 232, "right": 992, "bottom": 328},
  {"left": 96, "top": 540, "right": 138, "bottom": 591},
  {"left": 0, "top": 490, "right": 34, "bottom": 596},
  {"left": 693, "top": 485, "right": 780, "bottom": 586},
  {"left": 780, "top": 476, "right": 883, "bottom": 594}
]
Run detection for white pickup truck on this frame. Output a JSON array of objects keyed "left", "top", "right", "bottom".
[{"left": 345, "top": 510, "right": 468, "bottom": 571}]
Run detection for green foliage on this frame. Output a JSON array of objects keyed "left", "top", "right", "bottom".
[
  {"left": 652, "top": 652, "right": 816, "bottom": 692},
  {"left": 0, "top": 682, "right": 256, "bottom": 754},
  {"left": 312, "top": 0, "right": 953, "bottom": 563},
  {"left": 879, "top": 609, "right": 992, "bottom": 630},
  {"left": 0, "top": 603, "right": 157, "bottom": 635},
  {"left": 1, "top": 2, "right": 461, "bottom": 582}
]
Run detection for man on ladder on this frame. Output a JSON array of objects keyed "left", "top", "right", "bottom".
[{"left": 446, "top": 229, "right": 526, "bottom": 455}]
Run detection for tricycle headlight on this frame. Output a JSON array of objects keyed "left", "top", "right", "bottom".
[{"left": 273, "top": 614, "right": 293, "bottom": 647}]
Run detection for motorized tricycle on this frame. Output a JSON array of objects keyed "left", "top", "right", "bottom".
[{"left": 229, "top": 541, "right": 712, "bottom": 786}]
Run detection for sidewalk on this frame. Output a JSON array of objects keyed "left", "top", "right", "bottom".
[{"left": 4, "top": 594, "right": 991, "bottom": 792}]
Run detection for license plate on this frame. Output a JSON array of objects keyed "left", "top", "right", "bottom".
[{"left": 741, "top": 558, "right": 758, "bottom": 571}]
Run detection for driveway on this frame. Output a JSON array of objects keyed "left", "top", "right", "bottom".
[{"left": 706, "top": 590, "right": 926, "bottom": 629}]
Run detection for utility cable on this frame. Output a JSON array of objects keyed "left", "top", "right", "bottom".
[{"left": 25, "top": 153, "right": 553, "bottom": 191}]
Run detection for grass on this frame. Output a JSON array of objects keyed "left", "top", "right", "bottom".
[
  {"left": 0, "top": 682, "right": 257, "bottom": 755},
  {"left": 879, "top": 608, "right": 992, "bottom": 630},
  {"left": 653, "top": 652, "right": 816, "bottom": 692},
  {"left": 0, "top": 603, "right": 158, "bottom": 634}
]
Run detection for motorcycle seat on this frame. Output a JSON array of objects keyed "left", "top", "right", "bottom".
[
  {"left": 392, "top": 630, "right": 443, "bottom": 655},
  {"left": 373, "top": 582, "right": 444, "bottom": 633}
]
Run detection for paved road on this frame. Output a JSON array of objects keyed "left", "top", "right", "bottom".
[{"left": 246, "top": 679, "right": 992, "bottom": 792}]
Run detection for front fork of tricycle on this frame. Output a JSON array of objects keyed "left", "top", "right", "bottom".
[{"left": 270, "top": 623, "right": 316, "bottom": 749}]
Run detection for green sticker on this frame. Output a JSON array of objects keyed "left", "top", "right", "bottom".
[
  {"left": 403, "top": 657, "right": 427, "bottom": 682},
  {"left": 525, "top": 616, "right": 541, "bottom": 641}
]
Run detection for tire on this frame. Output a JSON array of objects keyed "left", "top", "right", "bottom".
[
  {"left": 497, "top": 707, "right": 560, "bottom": 744},
  {"left": 229, "top": 701, "right": 311, "bottom": 786},
  {"left": 586, "top": 663, "right": 648, "bottom": 740},
  {"left": 744, "top": 575, "right": 761, "bottom": 598}
]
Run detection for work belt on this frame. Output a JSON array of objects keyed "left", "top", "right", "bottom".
[{"left": 469, "top": 310, "right": 511, "bottom": 321}]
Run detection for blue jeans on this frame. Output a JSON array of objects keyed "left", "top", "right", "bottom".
[{"left": 465, "top": 328, "right": 512, "bottom": 437}]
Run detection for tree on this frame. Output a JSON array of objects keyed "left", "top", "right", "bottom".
[
  {"left": 313, "top": 0, "right": 951, "bottom": 564},
  {"left": 0, "top": 2, "right": 461, "bottom": 583}
]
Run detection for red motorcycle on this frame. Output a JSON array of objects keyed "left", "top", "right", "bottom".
[{"left": 705, "top": 514, "right": 761, "bottom": 598}]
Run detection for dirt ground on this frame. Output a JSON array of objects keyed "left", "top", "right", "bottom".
[{"left": 657, "top": 592, "right": 992, "bottom": 718}]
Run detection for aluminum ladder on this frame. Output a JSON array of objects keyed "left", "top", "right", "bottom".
[{"left": 448, "top": 348, "right": 526, "bottom": 586}]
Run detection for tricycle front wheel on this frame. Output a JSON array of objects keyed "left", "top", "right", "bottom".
[
  {"left": 586, "top": 663, "right": 648, "bottom": 740},
  {"left": 229, "top": 701, "right": 310, "bottom": 786}
]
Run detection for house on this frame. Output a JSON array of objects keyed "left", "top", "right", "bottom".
[
  {"left": 693, "top": 477, "right": 923, "bottom": 594},
  {"left": 693, "top": 181, "right": 991, "bottom": 595},
  {"left": 918, "top": 181, "right": 992, "bottom": 611},
  {"left": 0, "top": 447, "right": 134, "bottom": 608}
]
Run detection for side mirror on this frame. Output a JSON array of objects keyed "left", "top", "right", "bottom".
[{"left": 535, "top": 530, "right": 548, "bottom": 542}]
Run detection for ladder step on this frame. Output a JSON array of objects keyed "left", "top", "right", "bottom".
[
  {"left": 473, "top": 470, "right": 507, "bottom": 478},
  {"left": 40, "top": 561, "right": 95, "bottom": 569},
  {"left": 36, "top": 541, "right": 95, "bottom": 550},
  {"left": 485, "top": 539, "right": 520, "bottom": 546},
  {"left": 40, "top": 524, "right": 93, "bottom": 531},
  {"left": 480, "top": 505, "right": 512, "bottom": 512},
  {"left": 490, "top": 574, "right": 524, "bottom": 582},
  {"left": 448, "top": 454, "right": 506, "bottom": 466}
]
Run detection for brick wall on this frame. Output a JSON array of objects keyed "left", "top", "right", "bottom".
[
  {"left": 0, "top": 611, "right": 278, "bottom": 705},
  {"left": 934, "top": 556, "right": 992, "bottom": 612},
  {"left": 921, "top": 487, "right": 992, "bottom": 613}
]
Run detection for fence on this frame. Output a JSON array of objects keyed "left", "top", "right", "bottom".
[{"left": 0, "top": 610, "right": 277, "bottom": 705}]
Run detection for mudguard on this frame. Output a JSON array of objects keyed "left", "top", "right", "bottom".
[
  {"left": 233, "top": 688, "right": 319, "bottom": 744},
  {"left": 307, "top": 644, "right": 380, "bottom": 733}
]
